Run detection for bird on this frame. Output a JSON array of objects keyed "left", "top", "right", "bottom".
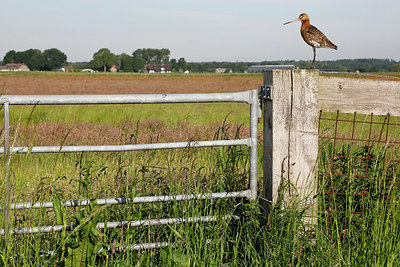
[{"left": 284, "top": 13, "right": 337, "bottom": 69}]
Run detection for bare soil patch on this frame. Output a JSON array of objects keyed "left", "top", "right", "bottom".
[{"left": 0, "top": 73, "right": 263, "bottom": 95}]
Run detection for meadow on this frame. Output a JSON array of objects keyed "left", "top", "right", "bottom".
[{"left": 0, "top": 72, "right": 400, "bottom": 266}]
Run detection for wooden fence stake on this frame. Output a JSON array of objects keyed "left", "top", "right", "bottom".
[{"left": 263, "top": 70, "right": 319, "bottom": 222}]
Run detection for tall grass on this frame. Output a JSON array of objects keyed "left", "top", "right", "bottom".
[
  {"left": 0, "top": 107, "right": 262, "bottom": 265},
  {"left": 3, "top": 103, "right": 250, "bottom": 128},
  {"left": 1, "top": 105, "right": 400, "bottom": 265},
  {"left": 317, "top": 143, "right": 400, "bottom": 265},
  {"left": 1, "top": 144, "right": 400, "bottom": 266}
]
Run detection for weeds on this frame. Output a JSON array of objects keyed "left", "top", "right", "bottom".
[
  {"left": 1, "top": 138, "right": 400, "bottom": 266},
  {"left": 1, "top": 105, "right": 400, "bottom": 265}
]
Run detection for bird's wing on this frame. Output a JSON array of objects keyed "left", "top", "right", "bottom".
[
  {"left": 303, "top": 25, "right": 326, "bottom": 45},
  {"left": 303, "top": 25, "right": 337, "bottom": 49}
]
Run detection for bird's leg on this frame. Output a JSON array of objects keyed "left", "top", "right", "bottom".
[{"left": 311, "top": 47, "right": 316, "bottom": 69}]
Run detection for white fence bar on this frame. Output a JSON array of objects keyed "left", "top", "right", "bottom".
[
  {"left": 1, "top": 90, "right": 259, "bottom": 239},
  {"left": 3, "top": 102, "right": 11, "bottom": 241},
  {"left": 7, "top": 190, "right": 250, "bottom": 210},
  {"left": 0, "top": 91, "right": 252, "bottom": 105},
  {"left": 112, "top": 241, "right": 171, "bottom": 252},
  {"left": 249, "top": 89, "right": 259, "bottom": 199},
  {"left": 28, "top": 241, "right": 173, "bottom": 258},
  {"left": 14, "top": 241, "right": 172, "bottom": 258},
  {"left": 0, "top": 138, "right": 250, "bottom": 154},
  {"left": 3, "top": 102, "right": 10, "bottom": 159},
  {"left": 1, "top": 215, "right": 240, "bottom": 235}
]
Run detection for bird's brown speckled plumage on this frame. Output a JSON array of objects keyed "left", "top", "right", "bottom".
[{"left": 284, "top": 13, "right": 337, "bottom": 68}]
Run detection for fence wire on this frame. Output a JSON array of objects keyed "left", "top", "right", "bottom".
[{"left": 318, "top": 110, "right": 400, "bottom": 235}]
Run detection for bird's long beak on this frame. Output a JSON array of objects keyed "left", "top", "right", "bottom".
[{"left": 283, "top": 18, "right": 300, "bottom": 25}]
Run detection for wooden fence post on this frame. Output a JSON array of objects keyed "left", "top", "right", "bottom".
[{"left": 263, "top": 70, "right": 319, "bottom": 220}]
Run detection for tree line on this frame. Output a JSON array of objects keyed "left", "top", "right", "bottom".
[
  {"left": 88, "top": 48, "right": 188, "bottom": 72},
  {"left": 2, "top": 47, "right": 400, "bottom": 73},
  {"left": 1, "top": 48, "right": 189, "bottom": 72},
  {"left": 189, "top": 59, "right": 400, "bottom": 73},
  {"left": 2, "top": 48, "right": 67, "bottom": 71}
]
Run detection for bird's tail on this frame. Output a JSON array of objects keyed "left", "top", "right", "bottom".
[
  {"left": 328, "top": 41, "right": 337, "bottom": 50},
  {"left": 321, "top": 37, "right": 338, "bottom": 50}
]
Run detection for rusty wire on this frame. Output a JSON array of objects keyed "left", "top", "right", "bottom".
[{"left": 317, "top": 110, "right": 400, "bottom": 234}]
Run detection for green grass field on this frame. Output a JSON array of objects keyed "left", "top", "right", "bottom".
[
  {"left": 1, "top": 93, "right": 400, "bottom": 265},
  {"left": 4, "top": 102, "right": 250, "bottom": 127}
]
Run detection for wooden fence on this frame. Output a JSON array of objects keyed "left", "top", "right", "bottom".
[{"left": 262, "top": 70, "right": 400, "bottom": 216}]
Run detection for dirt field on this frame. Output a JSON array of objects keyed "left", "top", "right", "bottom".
[{"left": 0, "top": 73, "right": 263, "bottom": 95}]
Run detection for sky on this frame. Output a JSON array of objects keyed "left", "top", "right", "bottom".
[{"left": 1, "top": 0, "right": 399, "bottom": 63}]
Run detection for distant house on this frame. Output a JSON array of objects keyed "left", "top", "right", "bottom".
[
  {"left": 246, "top": 65, "right": 295, "bottom": 73},
  {"left": 82, "top": 69, "right": 95, "bottom": 72},
  {"left": 215, "top": 68, "right": 226, "bottom": 74},
  {"left": 215, "top": 68, "right": 232, "bottom": 74},
  {"left": 62, "top": 65, "right": 72, "bottom": 72},
  {"left": 56, "top": 66, "right": 73, "bottom": 72},
  {"left": 144, "top": 64, "right": 172, "bottom": 73},
  {"left": 0, "top": 63, "right": 30, "bottom": 72},
  {"left": 109, "top": 65, "right": 119, "bottom": 73}
]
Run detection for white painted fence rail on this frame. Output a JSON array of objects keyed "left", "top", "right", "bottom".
[{"left": 0, "top": 91, "right": 253, "bottom": 105}]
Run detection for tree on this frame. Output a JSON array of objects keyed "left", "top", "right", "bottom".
[
  {"left": 90, "top": 48, "right": 116, "bottom": 72},
  {"left": 177, "top": 58, "right": 187, "bottom": 71},
  {"left": 19, "top": 49, "right": 45, "bottom": 70},
  {"left": 3, "top": 49, "right": 45, "bottom": 70},
  {"left": 391, "top": 63, "right": 400, "bottom": 72},
  {"left": 159, "top": 48, "right": 170, "bottom": 64},
  {"left": 337, "top": 65, "right": 347, "bottom": 72},
  {"left": 170, "top": 58, "right": 178, "bottom": 72},
  {"left": 3, "top": 50, "right": 17, "bottom": 64},
  {"left": 119, "top": 53, "right": 133, "bottom": 72},
  {"left": 43, "top": 48, "right": 67, "bottom": 70},
  {"left": 132, "top": 48, "right": 171, "bottom": 64},
  {"left": 132, "top": 56, "right": 145, "bottom": 72}
]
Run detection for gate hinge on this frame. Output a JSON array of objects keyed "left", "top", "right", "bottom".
[{"left": 259, "top": 85, "right": 272, "bottom": 101}]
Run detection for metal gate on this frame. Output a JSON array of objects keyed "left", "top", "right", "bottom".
[{"left": 1, "top": 90, "right": 260, "bottom": 239}]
